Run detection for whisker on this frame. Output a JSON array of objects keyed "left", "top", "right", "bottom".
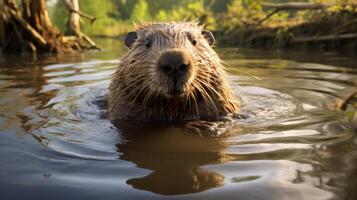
[
  {"left": 221, "top": 61, "right": 263, "bottom": 81},
  {"left": 193, "top": 80, "right": 219, "bottom": 116}
]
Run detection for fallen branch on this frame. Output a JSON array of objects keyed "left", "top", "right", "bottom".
[
  {"left": 333, "top": 89, "right": 357, "bottom": 132},
  {"left": 333, "top": 19, "right": 357, "bottom": 35},
  {"left": 262, "top": 2, "right": 332, "bottom": 11},
  {"left": 334, "top": 89, "right": 357, "bottom": 111},
  {"left": 291, "top": 33, "right": 357, "bottom": 43},
  {"left": 82, "top": 34, "right": 98, "bottom": 49},
  {"left": 1, "top": 0, "right": 98, "bottom": 54},
  {"left": 259, "top": 2, "right": 357, "bottom": 24},
  {"left": 337, "top": 91, "right": 357, "bottom": 111}
]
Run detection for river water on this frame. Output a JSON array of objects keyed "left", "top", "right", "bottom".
[{"left": 0, "top": 38, "right": 356, "bottom": 200}]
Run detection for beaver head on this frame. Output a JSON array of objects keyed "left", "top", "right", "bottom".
[{"left": 108, "top": 22, "right": 239, "bottom": 121}]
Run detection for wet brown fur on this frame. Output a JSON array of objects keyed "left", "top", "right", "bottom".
[{"left": 108, "top": 21, "right": 239, "bottom": 121}]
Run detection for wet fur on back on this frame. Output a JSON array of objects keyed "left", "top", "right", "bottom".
[{"left": 108, "top": 21, "right": 239, "bottom": 121}]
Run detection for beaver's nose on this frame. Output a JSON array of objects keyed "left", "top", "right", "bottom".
[{"left": 158, "top": 49, "right": 190, "bottom": 79}]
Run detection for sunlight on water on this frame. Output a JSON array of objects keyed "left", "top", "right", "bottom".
[{"left": 0, "top": 39, "right": 357, "bottom": 200}]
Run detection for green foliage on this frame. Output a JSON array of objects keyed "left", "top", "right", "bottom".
[
  {"left": 49, "top": 0, "right": 219, "bottom": 35},
  {"left": 155, "top": 10, "right": 168, "bottom": 22},
  {"left": 219, "top": 0, "right": 265, "bottom": 32},
  {"left": 50, "top": 1, "right": 68, "bottom": 32},
  {"left": 50, "top": 0, "right": 133, "bottom": 36},
  {"left": 152, "top": 0, "right": 217, "bottom": 30},
  {"left": 47, "top": 0, "right": 357, "bottom": 38},
  {"left": 130, "top": 0, "right": 150, "bottom": 21},
  {"left": 80, "top": 0, "right": 120, "bottom": 35}
]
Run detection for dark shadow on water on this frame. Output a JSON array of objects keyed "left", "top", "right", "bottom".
[{"left": 113, "top": 120, "right": 227, "bottom": 195}]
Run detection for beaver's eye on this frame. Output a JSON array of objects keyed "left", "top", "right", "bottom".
[
  {"left": 145, "top": 39, "right": 151, "bottom": 48},
  {"left": 185, "top": 32, "right": 197, "bottom": 46}
]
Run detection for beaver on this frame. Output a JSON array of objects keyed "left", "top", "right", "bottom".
[{"left": 108, "top": 22, "right": 239, "bottom": 123}]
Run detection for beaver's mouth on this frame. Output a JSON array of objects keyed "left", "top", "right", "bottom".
[{"left": 166, "top": 87, "right": 185, "bottom": 98}]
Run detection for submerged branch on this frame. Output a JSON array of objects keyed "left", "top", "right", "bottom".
[{"left": 335, "top": 91, "right": 357, "bottom": 111}]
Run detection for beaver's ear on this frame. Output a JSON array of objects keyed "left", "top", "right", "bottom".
[
  {"left": 202, "top": 30, "right": 215, "bottom": 46},
  {"left": 125, "top": 32, "right": 137, "bottom": 48}
]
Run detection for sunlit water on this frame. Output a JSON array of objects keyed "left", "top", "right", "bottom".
[{"left": 1, "top": 38, "right": 356, "bottom": 200}]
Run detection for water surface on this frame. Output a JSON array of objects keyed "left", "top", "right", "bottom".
[{"left": 0, "top": 38, "right": 356, "bottom": 200}]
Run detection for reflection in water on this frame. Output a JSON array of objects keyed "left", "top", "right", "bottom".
[
  {"left": 346, "top": 153, "right": 357, "bottom": 199},
  {"left": 1, "top": 39, "right": 357, "bottom": 199},
  {"left": 115, "top": 121, "right": 227, "bottom": 195},
  {"left": 0, "top": 53, "right": 85, "bottom": 137}
]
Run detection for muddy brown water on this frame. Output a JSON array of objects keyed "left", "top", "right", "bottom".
[{"left": 0, "top": 38, "right": 356, "bottom": 200}]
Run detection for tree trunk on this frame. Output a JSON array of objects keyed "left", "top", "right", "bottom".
[
  {"left": 0, "top": 0, "right": 97, "bottom": 54},
  {"left": 63, "top": 0, "right": 98, "bottom": 49},
  {"left": 67, "top": 0, "right": 80, "bottom": 36},
  {"left": 22, "top": 0, "right": 54, "bottom": 33},
  {"left": 0, "top": 0, "right": 4, "bottom": 46}
]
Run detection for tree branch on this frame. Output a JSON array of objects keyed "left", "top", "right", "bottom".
[
  {"left": 259, "top": 2, "right": 357, "bottom": 24},
  {"left": 257, "top": 9, "right": 280, "bottom": 25},
  {"left": 291, "top": 33, "right": 357, "bottom": 43},
  {"left": 262, "top": 2, "right": 332, "bottom": 11},
  {"left": 69, "top": 9, "right": 96, "bottom": 24}
]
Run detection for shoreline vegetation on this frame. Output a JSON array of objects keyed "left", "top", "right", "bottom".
[
  {"left": 48, "top": 0, "right": 357, "bottom": 52},
  {"left": 91, "top": 2, "right": 357, "bottom": 52},
  {"left": 1, "top": 0, "right": 357, "bottom": 54},
  {"left": 217, "top": 2, "right": 357, "bottom": 51}
]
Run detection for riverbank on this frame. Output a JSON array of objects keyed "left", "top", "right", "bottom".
[
  {"left": 216, "top": 2, "right": 357, "bottom": 51},
  {"left": 89, "top": 3, "right": 357, "bottom": 52}
]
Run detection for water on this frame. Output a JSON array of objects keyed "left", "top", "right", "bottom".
[{"left": 0, "top": 38, "right": 356, "bottom": 200}]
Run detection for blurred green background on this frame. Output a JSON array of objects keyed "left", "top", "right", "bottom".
[{"left": 47, "top": 0, "right": 354, "bottom": 37}]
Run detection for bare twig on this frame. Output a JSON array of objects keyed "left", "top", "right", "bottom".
[
  {"left": 63, "top": 0, "right": 96, "bottom": 24},
  {"left": 69, "top": 9, "right": 96, "bottom": 24},
  {"left": 257, "top": 9, "right": 280, "bottom": 25}
]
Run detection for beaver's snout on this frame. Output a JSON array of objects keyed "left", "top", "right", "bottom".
[{"left": 158, "top": 49, "right": 191, "bottom": 84}]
